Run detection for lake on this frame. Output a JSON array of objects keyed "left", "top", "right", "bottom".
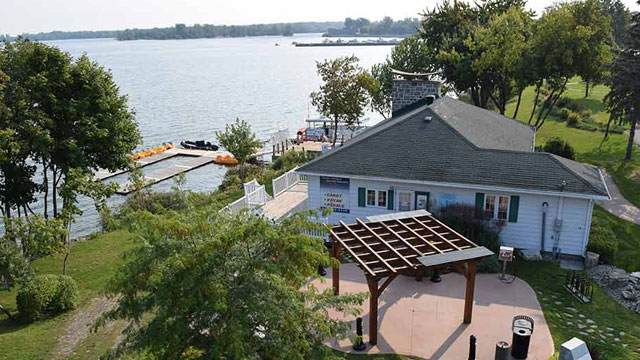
[{"left": 44, "top": 34, "right": 392, "bottom": 237}]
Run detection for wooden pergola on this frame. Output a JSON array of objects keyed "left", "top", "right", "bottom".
[{"left": 329, "top": 210, "right": 493, "bottom": 346}]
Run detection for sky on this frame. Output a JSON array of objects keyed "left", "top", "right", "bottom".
[{"left": 2, "top": 0, "right": 640, "bottom": 35}]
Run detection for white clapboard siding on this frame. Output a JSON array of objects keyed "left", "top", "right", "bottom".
[{"left": 306, "top": 175, "right": 593, "bottom": 256}]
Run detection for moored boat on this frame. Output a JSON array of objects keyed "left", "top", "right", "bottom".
[{"left": 180, "top": 140, "right": 219, "bottom": 151}]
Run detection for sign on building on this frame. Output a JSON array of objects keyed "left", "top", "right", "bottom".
[{"left": 320, "top": 176, "right": 350, "bottom": 213}]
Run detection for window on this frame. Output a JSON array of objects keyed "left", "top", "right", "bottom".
[
  {"left": 484, "top": 194, "right": 509, "bottom": 220},
  {"left": 367, "top": 190, "right": 376, "bottom": 206},
  {"left": 377, "top": 190, "right": 387, "bottom": 208},
  {"left": 365, "top": 189, "right": 388, "bottom": 207}
]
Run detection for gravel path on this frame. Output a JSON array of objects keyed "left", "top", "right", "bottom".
[{"left": 596, "top": 172, "right": 640, "bottom": 226}]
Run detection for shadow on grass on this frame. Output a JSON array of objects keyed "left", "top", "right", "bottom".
[{"left": 0, "top": 316, "right": 30, "bottom": 335}]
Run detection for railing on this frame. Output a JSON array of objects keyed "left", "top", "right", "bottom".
[
  {"left": 272, "top": 166, "right": 307, "bottom": 198},
  {"left": 223, "top": 181, "right": 271, "bottom": 214}
]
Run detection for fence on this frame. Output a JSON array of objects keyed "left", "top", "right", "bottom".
[
  {"left": 223, "top": 181, "right": 271, "bottom": 214},
  {"left": 272, "top": 167, "right": 307, "bottom": 198}
]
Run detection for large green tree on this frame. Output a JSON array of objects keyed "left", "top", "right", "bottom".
[
  {"left": 310, "top": 56, "right": 372, "bottom": 146},
  {"left": 598, "top": 0, "right": 632, "bottom": 47},
  {"left": 605, "top": 2, "right": 640, "bottom": 161},
  {"left": 215, "top": 118, "right": 262, "bottom": 185},
  {"left": 97, "top": 208, "right": 364, "bottom": 359}
]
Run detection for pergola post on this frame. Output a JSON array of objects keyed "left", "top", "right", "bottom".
[
  {"left": 366, "top": 276, "right": 379, "bottom": 346},
  {"left": 463, "top": 260, "right": 478, "bottom": 324},
  {"left": 332, "top": 242, "right": 341, "bottom": 296}
]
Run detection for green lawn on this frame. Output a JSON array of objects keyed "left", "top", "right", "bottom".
[
  {"left": 505, "top": 79, "right": 640, "bottom": 208},
  {"left": 592, "top": 206, "right": 640, "bottom": 272},
  {"left": 0, "top": 230, "right": 135, "bottom": 360},
  {"left": 512, "top": 260, "right": 640, "bottom": 359}
]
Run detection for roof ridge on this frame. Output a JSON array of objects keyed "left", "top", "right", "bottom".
[
  {"left": 545, "top": 153, "right": 608, "bottom": 196},
  {"left": 297, "top": 105, "right": 429, "bottom": 171},
  {"left": 441, "top": 96, "right": 537, "bottom": 132}
]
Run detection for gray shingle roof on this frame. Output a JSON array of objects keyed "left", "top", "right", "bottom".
[{"left": 297, "top": 97, "right": 609, "bottom": 198}]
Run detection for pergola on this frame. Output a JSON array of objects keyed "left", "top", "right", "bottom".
[{"left": 329, "top": 210, "right": 493, "bottom": 346}]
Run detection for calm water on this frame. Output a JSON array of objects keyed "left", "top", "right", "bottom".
[{"left": 43, "top": 34, "right": 392, "bottom": 237}]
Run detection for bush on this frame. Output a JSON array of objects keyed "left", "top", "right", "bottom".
[
  {"left": 567, "top": 112, "right": 581, "bottom": 126},
  {"left": 477, "top": 255, "right": 501, "bottom": 273},
  {"left": 543, "top": 138, "right": 576, "bottom": 160},
  {"left": 556, "top": 96, "right": 587, "bottom": 113},
  {"left": 588, "top": 217, "right": 619, "bottom": 264},
  {"left": 271, "top": 150, "right": 316, "bottom": 171},
  {"left": 559, "top": 108, "right": 571, "bottom": 121},
  {"left": 17, "top": 274, "right": 79, "bottom": 322}
]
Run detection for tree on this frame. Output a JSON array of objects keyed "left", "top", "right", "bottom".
[
  {"left": 216, "top": 118, "right": 262, "bottom": 185},
  {"left": 370, "top": 35, "right": 433, "bottom": 118},
  {"left": 0, "top": 240, "right": 33, "bottom": 320},
  {"left": 97, "top": 208, "right": 365, "bottom": 359},
  {"left": 310, "top": 56, "right": 371, "bottom": 146},
  {"left": 598, "top": 0, "right": 631, "bottom": 47},
  {"left": 572, "top": 0, "right": 613, "bottom": 97},
  {"left": 605, "top": 4, "right": 640, "bottom": 161},
  {"left": 470, "top": 7, "right": 534, "bottom": 115}
]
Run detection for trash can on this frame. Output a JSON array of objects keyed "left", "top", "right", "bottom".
[
  {"left": 511, "top": 315, "right": 534, "bottom": 359},
  {"left": 495, "top": 340, "right": 511, "bottom": 360}
]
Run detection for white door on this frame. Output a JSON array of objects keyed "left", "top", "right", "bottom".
[{"left": 398, "top": 191, "right": 412, "bottom": 212}]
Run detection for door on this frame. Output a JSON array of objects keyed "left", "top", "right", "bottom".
[
  {"left": 398, "top": 191, "right": 412, "bottom": 212},
  {"left": 415, "top": 191, "right": 430, "bottom": 211}
]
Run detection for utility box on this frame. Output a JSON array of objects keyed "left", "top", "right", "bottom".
[
  {"left": 559, "top": 338, "right": 592, "bottom": 360},
  {"left": 499, "top": 246, "right": 514, "bottom": 262}
]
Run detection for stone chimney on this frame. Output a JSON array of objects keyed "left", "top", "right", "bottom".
[{"left": 391, "top": 70, "right": 442, "bottom": 114}]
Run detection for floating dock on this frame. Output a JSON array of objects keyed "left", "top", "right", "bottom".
[{"left": 94, "top": 147, "right": 235, "bottom": 195}]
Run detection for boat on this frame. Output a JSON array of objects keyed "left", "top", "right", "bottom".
[
  {"left": 296, "top": 117, "right": 369, "bottom": 143},
  {"left": 180, "top": 140, "right": 219, "bottom": 151},
  {"left": 128, "top": 143, "right": 175, "bottom": 161}
]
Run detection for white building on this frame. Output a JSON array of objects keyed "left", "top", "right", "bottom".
[{"left": 297, "top": 76, "right": 610, "bottom": 257}]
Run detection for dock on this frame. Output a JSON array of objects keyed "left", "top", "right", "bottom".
[{"left": 95, "top": 147, "right": 235, "bottom": 195}]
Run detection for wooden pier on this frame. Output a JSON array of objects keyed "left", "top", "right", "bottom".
[{"left": 95, "top": 147, "right": 235, "bottom": 195}]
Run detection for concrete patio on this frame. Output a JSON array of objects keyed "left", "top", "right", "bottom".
[{"left": 313, "top": 263, "right": 554, "bottom": 360}]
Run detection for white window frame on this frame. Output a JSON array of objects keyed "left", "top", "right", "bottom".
[
  {"left": 365, "top": 188, "right": 388, "bottom": 208},
  {"left": 484, "top": 194, "right": 510, "bottom": 220}
]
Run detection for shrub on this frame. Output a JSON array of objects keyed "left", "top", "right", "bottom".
[
  {"left": 588, "top": 217, "right": 619, "bottom": 264},
  {"left": 543, "top": 138, "right": 576, "bottom": 160},
  {"left": 271, "top": 150, "right": 316, "bottom": 171},
  {"left": 579, "top": 109, "right": 592, "bottom": 119},
  {"left": 567, "top": 112, "right": 581, "bottom": 126},
  {"left": 556, "top": 96, "right": 587, "bottom": 113},
  {"left": 438, "top": 204, "right": 501, "bottom": 253},
  {"left": 559, "top": 108, "right": 571, "bottom": 120},
  {"left": 17, "top": 274, "right": 79, "bottom": 322},
  {"left": 477, "top": 255, "right": 501, "bottom": 273}
]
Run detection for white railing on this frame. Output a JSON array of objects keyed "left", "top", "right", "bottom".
[
  {"left": 223, "top": 181, "right": 271, "bottom": 214},
  {"left": 272, "top": 167, "right": 307, "bottom": 198}
]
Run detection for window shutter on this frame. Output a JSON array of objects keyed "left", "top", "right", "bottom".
[
  {"left": 508, "top": 196, "right": 520, "bottom": 223},
  {"left": 358, "top": 187, "right": 366, "bottom": 207},
  {"left": 475, "top": 193, "right": 484, "bottom": 218},
  {"left": 387, "top": 190, "right": 394, "bottom": 210}
]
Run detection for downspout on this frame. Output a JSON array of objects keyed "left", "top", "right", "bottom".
[
  {"left": 541, "top": 202, "right": 548, "bottom": 252},
  {"left": 553, "top": 196, "right": 565, "bottom": 259}
]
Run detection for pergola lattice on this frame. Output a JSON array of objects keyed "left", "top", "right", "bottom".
[{"left": 329, "top": 210, "right": 493, "bottom": 345}]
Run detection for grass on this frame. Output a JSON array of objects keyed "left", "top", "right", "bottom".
[
  {"left": 512, "top": 259, "right": 640, "bottom": 359},
  {"left": 0, "top": 230, "right": 135, "bottom": 360},
  {"left": 505, "top": 78, "right": 640, "bottom": 208},
  {"left": 592, "top": 206, "right": 640, "bottom": 272}
]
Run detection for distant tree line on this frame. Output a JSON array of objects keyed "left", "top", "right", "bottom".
[
  {"left": 324, "top": 17, "right": 419, "bottom": 37},
  {"left": 0, "top": 21, "right": 344, "bottom": 42},
  {"left": 115, "top": 22, "right": 344, "bottom": 41}
]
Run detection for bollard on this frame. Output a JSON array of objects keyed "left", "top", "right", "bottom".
[
  {"left": 431, "top": 269, "right": 441, "bottom": 283},
  {"left": 495, "top": 340, "right": 511, "bottom": 360},
  {"left": 468, "top": 335, "right": 477, "bottom": 360},
  {"left": 352, "top": 317, "right": 366, "bottom": 351}
]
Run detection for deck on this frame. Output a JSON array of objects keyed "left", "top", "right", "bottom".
[{"left": 262, "top": 183, "right": 308, "bottom": 221}]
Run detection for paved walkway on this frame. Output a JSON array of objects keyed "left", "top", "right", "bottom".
[
  {"left": 597, "top": 172, "right": 640, "bottom": 226},
  {"left": 313, "top": 264, "right": 554, "bottom": 360}
]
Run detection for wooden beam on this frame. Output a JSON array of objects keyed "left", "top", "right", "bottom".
[
  {"left": 422, "top": 216, "right": 478, "bottom": 248},
  {"left": 378, "top": 220, "right": 425, "bottom": 257},
  {"left": 332, "top": 242, "right": 341, "bottom": 296},
  {"left": 378, "top": 273, "right": 397, "bottom": 294},
  {"left": 394, "top": 219, "right": 443, "bottom": 254},
  {"left": 329, "top": 230, "right": 377, "bottom": 277},
  {"left": 356, "top": 219, "right": 415, "bottom": 269},
  {"left": 410, "top": 217, "right": 462, "bottom": 251},
  {"left": 366, "top": 276, "right": 380, "bottom": 346},
  {"left": 340, "top": 221, "right": 396, "bottom": 274},
  {"left": 463, "top": 260, "right": 477, "bottom": 324}
]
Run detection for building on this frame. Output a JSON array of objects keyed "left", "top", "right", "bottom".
[{"left": 296, "top": 74, "right": 610, "bottom": 257}]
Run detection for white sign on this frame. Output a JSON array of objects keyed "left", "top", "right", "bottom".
[{"left": 320, "top": 177, "right": 350, "bottom": 213}]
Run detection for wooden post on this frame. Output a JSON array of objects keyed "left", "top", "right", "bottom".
[
  {"left": 366, "top": 276, "right": 379, "bottom": 346},
  {"left": 463, "top": 260, "right": 477, "bottom": 324},
  {"left": 332, "top": 243, "right": 341, "bottom": 295}
]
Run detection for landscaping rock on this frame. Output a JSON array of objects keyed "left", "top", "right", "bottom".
[
  {"left": 519, "top": 249, "right": 542, "bottom": 261},
  {"left": 588, "top": 264, "right": 640, "bottom": 315},
  {"left": 622, "top": 290, "right": 638, "bottom": 301},
  {"left": 608, "top": 268, "right": 629, "bottom": 289},
  {"left": 585, "top": 251, "right": 599, "bottom": 269}
]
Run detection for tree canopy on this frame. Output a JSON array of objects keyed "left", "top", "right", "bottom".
[
  {"left": 98, "top": 208, "right": 365, "bottom": 359},
  {"left": 215, "top": 118, "right": 262, "bottom": 185}
]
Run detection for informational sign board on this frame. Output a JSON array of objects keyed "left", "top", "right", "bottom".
[{"left": 320, "top": 176, "right": 350, "bottom": 213}]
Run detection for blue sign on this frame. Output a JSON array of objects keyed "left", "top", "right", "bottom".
[{"left": 320, "top": 177, "right": 350, "bottom": 213}]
